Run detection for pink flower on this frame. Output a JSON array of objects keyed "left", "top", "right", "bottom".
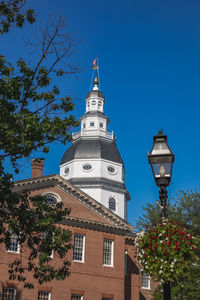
[{"left": 174, "top": 247, "right": 180, "bottom": 250}]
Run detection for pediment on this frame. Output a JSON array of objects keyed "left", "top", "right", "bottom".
[{"left": 14, "top": 175, "right": 134, "bottom": 233}]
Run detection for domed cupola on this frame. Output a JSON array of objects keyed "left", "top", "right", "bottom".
[{"left": 60, "top": 75, "right": 130, "bottom": 220}]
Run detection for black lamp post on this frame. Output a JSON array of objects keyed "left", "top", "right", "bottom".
[{"left": 148, "top": 131, "right": 174, "bottom": 300}]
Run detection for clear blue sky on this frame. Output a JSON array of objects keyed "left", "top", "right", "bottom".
[{"left": 2, "top": 0, "right": 200, "bottom": 227}]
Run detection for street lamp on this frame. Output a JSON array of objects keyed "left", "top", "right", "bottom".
[
  {"left": 148, "top": 130, "right": 175, "bottom": 300},
  {"left": 148, "top": 130, "right": 174, "bottom": 218}
]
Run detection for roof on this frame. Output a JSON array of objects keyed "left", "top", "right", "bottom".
[
  {"left": 60, "top": 138, "right": 124, "bottom": 165},
  {"left": 13, "top": 174, "right": 134, "bottom": 233},
  {"left": 86, "top": 90, "right": 105, "bottom": 100}
]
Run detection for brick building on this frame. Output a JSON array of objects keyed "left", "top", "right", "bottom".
[
  {"left": 0, "top": 74, "right": 156, "bottom": 299},
  {"left": 0, "top": 162, "right": 155, "bottom": 300}
]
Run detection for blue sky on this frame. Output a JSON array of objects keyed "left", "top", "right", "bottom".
[{"left": 2, "top": 0, "right": 200, "bottom": 227}]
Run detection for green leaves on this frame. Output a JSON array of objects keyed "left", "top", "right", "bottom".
[
  {"left": 0, "top": 0, "right": 80, "bottom": 288},
  {"left": 0, "top": 0, "right": 35, "bottom": 34},
  {"left": 2, "top": 190, "right": 72, "bottom": 287}
]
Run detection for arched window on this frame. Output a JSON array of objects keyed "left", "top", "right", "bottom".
[
  {"left": 45, "top": 193, "right": 59, "bottom": 206},
  {"left": 108, "top": 198, "right": 116, "bottom": 211}
]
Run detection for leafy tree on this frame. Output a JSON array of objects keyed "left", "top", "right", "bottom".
[
  {"left": 136, "top": 189, "right": 200, "bottom": 299},
  {"left": 0, "top": 0, "right": 80, "bottom": 287},
  {"left": 0, "top": 0, "right": 35, "bottom": 33}
]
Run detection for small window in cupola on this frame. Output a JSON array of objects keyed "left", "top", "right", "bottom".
[
  {"left": 92, "top": 100, "right": 96, "bottom": 105},
  {"left": 90, "top": 122, "right": 94, "bottom": 127},
  {"left": 100, "top": 123, "right": 103, "bottom": 128}
]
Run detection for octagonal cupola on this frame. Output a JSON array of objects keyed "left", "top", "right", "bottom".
[{"left": 60, "top": 72, "right": 130, "bottom": 220}]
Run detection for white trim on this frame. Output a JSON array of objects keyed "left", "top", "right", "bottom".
[
  {"left": 103, "top": 239, "right": 114, "bottom": 267},
  {"left": 73, "top": 234, "right": 85, "bottom": 263},
  {"left": 141, "top": 273, "right": 151, "bottom": 290},
  {"left": 2, "top": 287, "right": 16, "bottom": 300},
  {"left": 71, "top": 295, "right": 83, "bottom": 300},
  {"left": 42, "top": 191, "right": 62, "bottom": 204},
  {"left": 38, "top": 291, "right": 51, "bottom": 300},
  {"left": 60, "top": 157, "right": 123, "bottom": 168},
  {"left": 6, "top": 232, "right": 20, "bottom": 254}
]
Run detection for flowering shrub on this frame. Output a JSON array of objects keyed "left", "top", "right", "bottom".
[{"left": 135, "top": 220, "right": 199, "bottom": 283}]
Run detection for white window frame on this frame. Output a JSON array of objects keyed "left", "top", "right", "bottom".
[
  {"left": 6, "top": 232, "right": 20, "bottom": 254},
  {"left": 38, "top": 291, "right": 51, "bottom": 300},
  {"left": 73, "top": 234, "right": 85, "bottom": 263},
  {"left": 71, "top": 294, "right": 83, "bottom": 300},
  {"left": 103, "top": 239, "right": 114, "bottom": 267},
  {"left": 2, "top": 287, "right": 16, "bottom": 300},
  {"left": 141, "top": 273, "right": 150, "bottom": 289}
]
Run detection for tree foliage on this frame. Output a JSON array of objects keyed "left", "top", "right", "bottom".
[
  {"left": 0, "top": 0, "right": 80, "bottom": 287},
  {"left": 0, "top": 0, "right": 35, "bottom": 33},
  {"left": 136, "top": 189, "right": 200, "bottom": 299}
]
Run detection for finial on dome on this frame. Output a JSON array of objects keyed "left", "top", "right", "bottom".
[
  {"left": 92, "top": 76, "right": 99, "bottom": 91},
  {"left": 94, "top": 76, "right": 99, "bottom": 85}
]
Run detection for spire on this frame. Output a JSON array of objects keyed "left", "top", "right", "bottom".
[
  {"left": 93, "top": 76, "right": 99, "bottom": 91},
  {"left": 90, "top": 56, "right": 100, "bottom": 91}
]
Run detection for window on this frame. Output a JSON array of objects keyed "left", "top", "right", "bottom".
[
  {"left": 45, "top": 193, "right": 58, "bottom": 206},
  {"left": 92, "top": 100, "right": 96, "bottom": 105},
  {"left": 2, "top": 288, "right": 16, "bottom": 300},
  {"left": 108, "top": 198, "right": 116, "bottom": 211},
  {"left": 6, "top": 233, "right": 19, "bottom": 253},
  {"left": 141, "top": 273, "right": 150, "bottom": 289},
  {"left": 102, "top": 298, "right": 113, "bottom": 300},
  {"left": 107, "top": 166, "right": 115, "bottom": 173},
  {"left": 100, "top": 123, "right": 103, "bottom": 128},
  {"left": 103, "top": 239, "right": 113, "bottom": 266},
  {"left": 71, "top": 295, "right": 83, "bottom": 300},
  {"left": 38, "top": 291, "right": 51, "bottom": 300},
  {"left": 90, "top": 122, "right": 94, "bottom": 126},
  {"left": 83, "top": 123, "right": 86, "bottom": 129},
  {"left": 64, "top": 167, "right": 70, "bottom": 175},
  {"left": 82, "top": 164, "right": 92, "bottom": 171},
  {"left": 73, "top": 234, "right": 85, "bottom": 262},
  {"left": 42, "top": 232, "right": 53, "bottom": 258}
]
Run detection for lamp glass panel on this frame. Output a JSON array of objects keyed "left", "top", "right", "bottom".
[
  {"left": 151, "top": 142, "right": 170, "bottom": 155},
  {"left": 152, "top": 162, "right": 172, "bottom": 178}
]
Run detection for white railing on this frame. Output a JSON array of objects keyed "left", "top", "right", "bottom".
[{"left": 72, "top": 130, "right": 114, "bottom": 141}]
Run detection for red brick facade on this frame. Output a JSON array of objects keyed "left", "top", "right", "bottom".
[{"left": 0, "top": 175, "right": 155, "bottom": 300}]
